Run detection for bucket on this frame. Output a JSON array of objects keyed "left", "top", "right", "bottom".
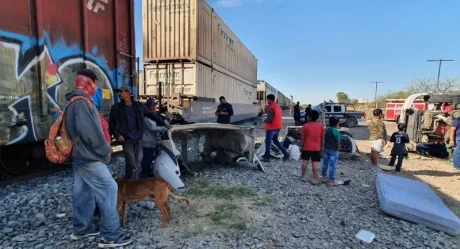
[{"left": 288, "top": 145, "right": 301, "bottom": 160}]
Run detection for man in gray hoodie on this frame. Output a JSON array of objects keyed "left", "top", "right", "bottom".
[
  {"left": 65, "top": 69, "right": 131, "bottom": 248},
  {"left": 140, "top": 98, "right": 168, "bottom": 178}
]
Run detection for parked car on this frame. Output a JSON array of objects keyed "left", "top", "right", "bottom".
[{"left": 300, "top": 102, "right": 365, "bottom": 127}]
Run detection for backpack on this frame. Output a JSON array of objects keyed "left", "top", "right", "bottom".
[{"left": 45, "top": 96, "right": 92, "bottom": 164}]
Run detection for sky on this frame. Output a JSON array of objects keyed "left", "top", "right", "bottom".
[{"left": 134, "top": 0, "right": 460, "bottom": 104}]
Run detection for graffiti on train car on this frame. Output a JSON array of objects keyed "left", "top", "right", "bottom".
[{"left": 0, "top": 31, "right": 131, "bottom": 145}]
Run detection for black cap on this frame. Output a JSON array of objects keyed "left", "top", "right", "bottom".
[{"left": 77, "top": 69, "right": 98, "bottom": 81}]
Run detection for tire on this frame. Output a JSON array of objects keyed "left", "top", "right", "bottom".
[{"left": 345, "top": 117, "right": 357, "bottom": 128}]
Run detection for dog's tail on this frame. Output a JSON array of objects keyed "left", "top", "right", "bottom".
[{"left": 164, "top": 180, "right": 190, "bottom": 204}]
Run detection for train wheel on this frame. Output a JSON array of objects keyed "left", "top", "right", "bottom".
[{"left": 0, "top": 143, "right": 47, "bottom": 175}]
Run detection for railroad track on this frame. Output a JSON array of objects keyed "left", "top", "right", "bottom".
[
  {"left": 0, "top": 117, "right": 263, "bottom": 187},
  {"left": 0, "top": 146, "right": 124, "bottom": 187}
]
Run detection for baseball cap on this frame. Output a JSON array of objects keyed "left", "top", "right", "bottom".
[
  {"left": 145, "top": 98, "right": 156, "bottom": 107},
  {"left": 77, "top": 69, "right": 98, "bottom": 81},
  {"left": 115, "top": 84, "right": 131, "bottom": 92}
]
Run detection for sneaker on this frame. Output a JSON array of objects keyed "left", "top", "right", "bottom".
[
  {"left": 283, "top": 154, "right": 290, "bottom": 162},
  {"left": 98, "top": 235, "right": 132, "bottom": 248},
  {"left": 70, "top": 227, "right": 100, "bottom": 240}
]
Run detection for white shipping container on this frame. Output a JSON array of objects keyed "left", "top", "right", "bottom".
[
  {"left": 142, "top": 62, "right": 256, "bottom": 105},
  {"left": 142, "top": 0, "right": 257, "bottom": 85}
]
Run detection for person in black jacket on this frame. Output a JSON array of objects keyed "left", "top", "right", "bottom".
[
  {"left": 294, "top": 101, "right": 301, "bottom": 126},
  {"left": 215, "top": 96, "right": 234, "bottom": 124},
  {"left": 109, "top": 84, "right": 170, "bottom": 179},
  {"left": 304, "top": 104, "right": 312, "bottom": 124}
]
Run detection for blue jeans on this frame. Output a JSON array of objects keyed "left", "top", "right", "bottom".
[
  {"left": 72, "top": 162, "right": 122, "bottom": 241},
  {"left": 321, "top": 149, "right": 339, "bottom": 180},
  {"left": 454, "top": 138, "right": 460, "bottom": 169},
  {"left": 140, "top": 147, "right": 157, "bottom": 178},
  {"left": 264, "top": 129, "right": 288, "bottom": 158}
]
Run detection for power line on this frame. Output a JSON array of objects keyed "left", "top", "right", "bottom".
[
  {"left": 427, "top": 59, "right": 455, "bottom": 93},
  {"left": 370, "top": 81, "right": 384, "bottom": 108}
]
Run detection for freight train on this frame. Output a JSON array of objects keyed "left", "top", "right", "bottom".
[
  {"left": 0, "top": 0, "right": 293, "bottom": 175},
  {"left": 257, "top": 80, "right": 293, "bottom": 112},
  {"left": 137, "top": 0, "right": 261, "bottom": 123}
]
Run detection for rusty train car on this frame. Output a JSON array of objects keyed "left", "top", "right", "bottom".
[{"left": 0, "top": 0, "right": 136, "bottom": 175}]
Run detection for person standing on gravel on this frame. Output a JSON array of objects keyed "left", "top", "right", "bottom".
[
  {"left": 109, "top": 84, "right": 171, "bottom": 179},
  {"left": 368, "top": 108, "right": 387, "bottom": 168},
  {"left": 321, "top": 117, "right": 341, "bottom": 186},
  {"left": 294, "top": 101, "right": 301, "bottom": 126},
  {"left": 215, "top": 96, "right": 234, "bottom": 124},
  {"left": 304, "top": 104, "right": 312, "bottom": 124},
  {"left": 65, "top": 69, "right": 132, "bottom": 248},
  {"left": 300, "top": 110, "right": 325, "bottom": 184},
  {"left": 261, "top": 94, "right": 289, "bottom": 162},
  {"left": 140, "top": 98, "right": 168, "bottom": 178},
  {"left": 449, "top": 114, "right": 460, "bottom": 171}
]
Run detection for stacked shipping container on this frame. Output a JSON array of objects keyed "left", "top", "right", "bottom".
[
  {"left": 141, "top": 0, "right": 258, "bottom": 118},
  {"left": 257, "top": 80, "right": 291, "bottom": 110}
]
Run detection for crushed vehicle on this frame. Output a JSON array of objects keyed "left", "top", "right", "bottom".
[
  {"left": 254, "top": 126, "right": 359, "bottom": 161},
  {"left": 300, "top": 102, "right": 365, "bottom": 127},
  {"left": 399, "top": 93, "right": 460, "bottom": 158},
  {"left": 153, "top": 124, "right": 264, "bottom": 189}
]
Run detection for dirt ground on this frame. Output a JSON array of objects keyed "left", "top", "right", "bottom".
[{"left": 352, "top": 121, "right": 460, "bottom": 215}]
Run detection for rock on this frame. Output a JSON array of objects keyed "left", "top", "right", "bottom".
[
  {"left": 35, "top": 213, "right": 46, "bottom": 220},
  {"left": 308, "top": 234, "right": 316, "bottom": 240},
  {"left": 3, "top": 227, "right": 13, "bottom": 233},
  {"left": 56, "top": 213, "right": 66, "bottom": 218},
  {"left": 12, "top": 235, "right": 27, "bottom": 242}
]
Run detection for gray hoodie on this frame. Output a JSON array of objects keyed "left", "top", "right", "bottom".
[
  {"left": 64, "top": 90, "right": 111, "bottom": 165},
  {"left": 142, "top": 118, "right": 168, "bottom": 148}
]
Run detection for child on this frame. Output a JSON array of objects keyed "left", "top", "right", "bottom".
[
  {"left": 321, "top": 117, "right": 342, "bottom": 186},
  {"left": 389, "top": 123, "right": 409, "bottom": 172},
  {"left": 368, "top": 108, "right": 387, "bottom": 168},
  {"left": 300, "top": 110, "right": 325, "bottom": 185}
]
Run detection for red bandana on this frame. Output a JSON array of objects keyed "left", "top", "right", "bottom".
[{"left": 75, "top": 75, "right": 96, "bottom": 97}]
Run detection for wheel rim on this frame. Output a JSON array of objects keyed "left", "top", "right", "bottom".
[{"left": 347, "top": 118, "right": 356, "bottom": 127}]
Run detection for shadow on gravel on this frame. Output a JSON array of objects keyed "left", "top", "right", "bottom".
[{"left": 410, "top": 170, "right": 460, "bottom": 177}]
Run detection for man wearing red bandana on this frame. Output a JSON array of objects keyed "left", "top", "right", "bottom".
[{"left": 64, "top": 69, "right": 132, "bottom": 248}]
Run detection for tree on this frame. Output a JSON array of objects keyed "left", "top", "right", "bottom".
[
  {"left": 336, "top": 92, "right": 349, "bottom": 103},
  {"left": 350, "top": 99, "right": 359, "bottom": 105},
  {"left": 407, "top": 77, "right": 459, "bottom": 94}
]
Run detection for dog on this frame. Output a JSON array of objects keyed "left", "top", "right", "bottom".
[{"left": 113, "top": 175, "right": 190, "bottom": 228}]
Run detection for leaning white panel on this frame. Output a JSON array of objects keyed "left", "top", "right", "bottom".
[{"left": 376, "top": 173, "right": 460, "bottom": 235}]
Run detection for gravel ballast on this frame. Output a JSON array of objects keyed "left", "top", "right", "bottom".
[{"left": 1, "top": 115, "right": 459, "bottom": 249}]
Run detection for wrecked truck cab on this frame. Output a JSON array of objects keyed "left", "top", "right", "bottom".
[{"left": 170, "top": 123, "right": 263, "bottom": 173}]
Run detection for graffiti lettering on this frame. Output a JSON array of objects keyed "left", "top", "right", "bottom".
[
  {"left": 87, "top": 0, "right": 109, "bottom": 13},
  {"left": 218, "top": 23, "right": 234, "bottom": 48},
  {"left": 118, "top": 32, "right": 129, "bottom": 75},
  {"left": 0, "top": 30, "right": 125, "bottom": 145}
]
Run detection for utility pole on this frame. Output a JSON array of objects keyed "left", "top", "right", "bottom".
[
  {"left": 370, "top": 82, "right": 383, "bottom": 108},
  {"left": 427, "top": 59, "right": 454, "bottom": 93}
]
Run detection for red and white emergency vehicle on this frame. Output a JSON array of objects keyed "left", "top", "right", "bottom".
[{"left": 385, "top": 99, "right": 426, "bottom": 122}]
